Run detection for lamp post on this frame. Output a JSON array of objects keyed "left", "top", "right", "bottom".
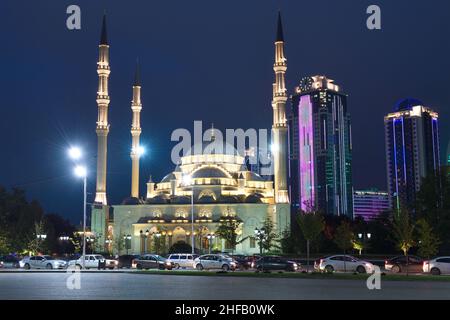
[
  {"left": 105, "top": 237, "right": 112, "bottom": 254},
  {"left": 183, "top": 175, "right": 195, "bottom": 254},
  {"left": 206, "top": 234, "right": 215, "bottom": 254},
  {"left": 86, "top": 237, "right": 95, "bottom": 254},
  {"left": 69, "top": 146, "right": 87, "bottom": 269},
  {"left": 59, "top": 236, "right": 69, "bottom": 255},
  {"left": 254, "top": 228, "right": 265, "bottom": 255},
  {"left": 36, "top": 234, "right": 47, "bottom": 254},
  {"left": 145, "top": 230, "right": 149, "bottom": 253},
  {"left": 155, "top": 232, "right": 161, "bottom": 255},
  {"left": 123, "top": 234, "right": 131, "bottom": 255},
  {"left": 357, "top": 232, "right": 372, "bottom": 255}
]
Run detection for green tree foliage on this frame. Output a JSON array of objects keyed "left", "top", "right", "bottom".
[
  {"left": 416, "top": 168, "right": 450, "bottom": 252},
  {"left": 416, "top": 219, "right": 440, "bottom": 259},
  {"left": 392, "top": 208, "right": 415, "bottom": 256},
  {"left": 333, "top": 221, "right": 354, "bottom": 253},
  {"left": 215, "top": 217, "right": 244, "bottom": 253},
  {"left": 261, "top": 217, "right": 280, "bottom": 252},
  {"left": 0, "top": 186, "right": 76, "bottom": 255}
]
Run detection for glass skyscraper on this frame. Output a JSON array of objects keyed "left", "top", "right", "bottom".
[
  {"left": 289, "top": 76, "right": 353, "bottom": 218},
  {"left": 353, "top": 190, "right": 390, "bottom": 221},
  {"left": 384, "top": 98, "right": 440, "bottom": 211}
]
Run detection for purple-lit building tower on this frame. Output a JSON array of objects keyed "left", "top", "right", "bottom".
[
  {"left": 289, "top": 76, "right": 353, "bottom": 218},
  {"left": 353, "top": 190, "right": 390, "bottom": 221},
  {"left": 384, "top": 99, "right": 440, "bottom": 211}
]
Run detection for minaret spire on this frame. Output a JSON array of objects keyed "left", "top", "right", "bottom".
[
  {"left": 95, "top": 13, "right": 111, "bottom": 205},
  {"left": 130, "top": 60, "right": 143, "bottom": 198},
  {"left": 271, "top": 11, "right": 289, "bottom": 203}
]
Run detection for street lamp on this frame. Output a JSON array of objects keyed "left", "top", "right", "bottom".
[
  {"left": 68, "top": 146, "right": 82, "bottom": 160},
  {"left": 69, "top": 147, "right": 88, "bottom": 269},
  {"left": 183, "top": 174, "right": 195, "bottom": 254},
  {"left": 105, "top": 237, "right": 113, "bottom": 254},
  {"left": 254, "top": 228, "right": 265, "bottom": 255},
  {"left": 357, "top": 233, "right": 372, "bottom": 255},
  {"left": 155, "top": 232, "right": 161, "bottom": 255},
  {"left": 140, "top": 229, "right": 150, "bottom": 254},
  {"left": 123, "top": 234, "right": 131, "bottom": 255},
  {"left": 206, "top": 234, "right": 215, "bottom": 254},
  {"left": 36, "top": 234, "right": 47, "bottom": 254}
]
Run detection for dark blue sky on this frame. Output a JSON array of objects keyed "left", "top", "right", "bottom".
[{"left": 1, "top": 0, "right": 449, "bottom": 224}]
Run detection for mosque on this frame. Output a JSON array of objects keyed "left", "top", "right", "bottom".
[{"left": 91, "top": 13, "right": 290, "bottom": 255}]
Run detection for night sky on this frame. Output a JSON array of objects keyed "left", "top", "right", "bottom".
[{"left": 1, "top": 0, "right": 449, "bottom": 224}]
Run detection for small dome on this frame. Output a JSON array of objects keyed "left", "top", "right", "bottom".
[
  {"left": 245, "top": 193, "right": 264, "bottom": 203},
  {"left": 171, "top": 196, "right": 191, "bottom": 204},
  {"left": 197, "top": 195, "right": 216, "bottom": 203},
  {"left": 121, "top": 197, "right": 143, "bottom": 205},
  {"left": 160, "top": 173, "right": 176, "bottom": 183},
  {"left": 395, "top": 98, "right": 423, "bottom": 112},
  {"left": 218, "top": 195, "right": 241, "bottom": 203},
  {"left": 192, "top": 167, "right": 229, "bottom": 179},
  {"left": 146, "top": 194, "right": 170, "bottom": 204}
]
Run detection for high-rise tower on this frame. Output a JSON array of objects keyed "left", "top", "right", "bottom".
[
  {"left": 130, "top": 62, "right": 142, "bottom": 198},
  {"left": 289, "top": 76, "right": 353, "bottom": 217},
  {"left": 272, "top": 12, "right": 289, "bottom": 204},
  {"left": 95, "top": 14, "right": 110, "bottom": 205},
  {"left": 384, "top": 99, "right": 440, "bottom": 211}
]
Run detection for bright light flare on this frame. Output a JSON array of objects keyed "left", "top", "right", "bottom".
[
  {"left": 74, "top": 165, "right": 87, "bottom": 178},
  {"left": 68, "top": 147, "right": 82, "bottom": 160},
  {"left": 183, "top": 175, "right": 192, "bottom": 185}
]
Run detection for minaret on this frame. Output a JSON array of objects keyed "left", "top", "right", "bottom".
[
  {"left": 130, "top": 61, "right": 142, "bottom": 198},
  {"left": 271, "top": 12, "right": 289, "bottom": 203},
  {"left": 95, "top": 14, "right": 110, "bottom": 205}
]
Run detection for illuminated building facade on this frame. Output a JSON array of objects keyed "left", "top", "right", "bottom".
[
  {"left": 91, "top": 14, "right": 290, "bottom": 255},
  {"left": 384, "top": 99, "right": 440, "bottom": 210},
  {"left": 289, "top": 76, "right": 353, "bottom": 218},
  {"left": 353, "top": 190, "right": 390, "bottom": 221}
]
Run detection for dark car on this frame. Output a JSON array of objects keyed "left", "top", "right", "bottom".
[
  {"left": 134, "top": 254, "right": 173, "bottom": 270},
  {"left": 231, "top": 255, "right": 253, "bottom": 270},
  {"left": 0, "top": 255, "right": 20, "bottom": 268},
  {"left": 385, "top": 255, "right": 423, "bottom": 273},
  {"left": 118, "top": 254, "right": 140, "bottom": 268},
  {"left": 254, "top": 256, "right": 299, "bottom": 272}
]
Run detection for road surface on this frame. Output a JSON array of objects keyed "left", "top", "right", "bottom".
[{"left": 0, "top": 272, "right": 449, "bottom": 300}]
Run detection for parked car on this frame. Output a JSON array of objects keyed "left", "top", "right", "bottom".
[
  {"left": 118, "top": 254, "right": 140, "bottom": 269},
  {"left": 167, "top": 253, "right": 198, "bottom": 269},
  {"left": 231, "top": 255, "right": 254, "bottom": 270},
  {"left": 193, "top": 254, "right": 237, "bottom": 271},
  {"left": 0, "top": 255, "right": 20, "bottom": 268},
  {"left": 22, "top": 255, "right": 68, "bottom": 270},
  {"left": 254, "top": 256, "right": 299, "bottom": 272},
  {"left": 423, "top": 256, "right": 450, "bottom": 275},
  {"left": 317, "top": 255, "right": 374, "bottom": 273},
  {"left": 385, "top": 255, "right": 423, "bottom": 273},
  {"left": 68, "top": 254, "right": 118, "bottom": 270},
  {"left": 134, "top": 254, "right": 173, "bottom": 270}
]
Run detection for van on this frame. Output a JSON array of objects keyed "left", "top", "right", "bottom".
[{"left": 167, "top": 253, "right": 199, "bottom": 269}]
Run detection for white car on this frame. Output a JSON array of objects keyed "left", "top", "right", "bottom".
[
  {"left": 423, "top": 257, "right": 450, "bottom": 275},
  {"left": 317, "top": 255, "right": 375, "bottom": 273},
  {"left": 167, "top": 253, "right": 199, "bottom": 269},
  {"left": 193, "top": 254, "right": 237, "bottom": 271},
  {"left": 68, "top": 254, "right": 118, "bottom": 269},
  {"left": 22, "top": 255, "right": 67, "bottom": 270}
]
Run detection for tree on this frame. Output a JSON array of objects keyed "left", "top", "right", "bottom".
[
  {"left": 215, "top": 217, "right": 245, "bottom": 254},
  {"left": 261, "top": 217, "right": 280, "bottom": 253},
  {"left": 392, "top": 208, "right": 415, "bottom": 275},
  {"left": 416, "top": 219, "right": 440, "bottom": 259},
  {"left": 416, "top": 169, "right": 450, "bottom": 253},
  {"left": 333, "top": 221, "right": 354, "bottom": 272},
  {"left": 297, "top": 211, "right": 325, "bottom": 271}
]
